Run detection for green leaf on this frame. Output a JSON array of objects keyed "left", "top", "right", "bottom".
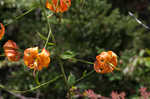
[
  {"left": 37, "top": 32, "right": 55, "bottom": 46},
  {"left": 47, "top": 42, "right": 55, "bottom": 46},
  {"left": 139, "top": 49, "right": 145, "bottom": 57},
  {"left": 144, "top": 57, "right": 150, "bottom": 67},
  {"left": 132, "top": 58, "right": 138, "bottom": 66},
  {"left": 60, "top": 51, "right": 76, "bottom": 60},
  {"left": 67, "top": 73, "right": 76, "bottom": 87},
  {"left": 146, "top": 49, "right": 150, "bottom": 55},
  {"left": 82, "top": 70, "right": 87, "bottom": 77},
  {"left": 37, "top": 32, "right": 47, "bottom": 41}
]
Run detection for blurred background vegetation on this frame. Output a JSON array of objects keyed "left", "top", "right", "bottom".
[{"left": 1, "top": 0, "right": 150, "bottom": 98}]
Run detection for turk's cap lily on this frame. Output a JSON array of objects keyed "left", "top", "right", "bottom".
[
  {"left": 24, "top": 47, "right": 50, "bottom": 71},
  {"left": 3, "top": 40, "right": 20, "bottom": 61}
]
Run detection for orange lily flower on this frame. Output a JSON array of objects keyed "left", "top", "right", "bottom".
[
  {"left": 0, "top": 23, "right": 5, "bottom": 40},
  {"left": 94, "top": 51, "right": 118, "bottom": 74},
  {"left": 3, "top": 40, "right": 20, "bottom": 61},
  {"left": 46, "top": 0, "right": 71, "bottom": 13},
  {"left": 24, "top": 47, "right": 50, "bottom": 71}
]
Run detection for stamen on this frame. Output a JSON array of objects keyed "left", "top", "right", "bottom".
[{"left": 108, "top": 62, "right": 120, "bottom": 71}]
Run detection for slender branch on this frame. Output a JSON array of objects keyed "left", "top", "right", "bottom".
[
  {"left": 39, "top": 0, "right": 56, "bottom": 48},
  {"left": 70, "top": 58, "right": 94, "bottom": 65},
  {"left": 44, "top": 26, "right": 53, "bottom": 48},
  {"left": 8, "top": 92, "right": 38, "bottom": 99},
  {"left": 75, "top": 70, "right": 95, "bottom": 85},
  {"left": 58, "top": 57, "right": 71, "bottom": 99},
  {"left": 58, "top": 58, "right": 68, "bottom": 87},
  {"left": 35, "top": 71, "right": 40, "bottom": 85},
  {"left": 66, "top": 58, "right": 95, "bottom": 85},
  {"left": 39, "top": 1, "right": 70, "bottom": 98},
  {"left": 128, "top": 11, "right": 150, "bottom": 30},
  {"left": 0, "top": 54, "right": 5, "bottom": 57},
  {"left": 5, "top": 6, "right": 37, "bottom": 26},
  {"left": 0, "top": 74, "right": 62, "bottom": 93}
]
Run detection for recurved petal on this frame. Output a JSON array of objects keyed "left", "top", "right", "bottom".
[
  {"left": 100, "top": 66, "right": 112, "bottom": 74},
  {"left": 3, "top": 40, "right": 20, "bottom": 61},
  {"left": 38, "top": 48, "right": 50, "bottom": 68},
  {"left": 6, "top": 51, "right": 20, "bottom": 61},
  {"left": 3, "top": 40, "right": 19, "bottom": 50},
  {"left": 94, "top": 61, "right": 102, "bottom": 73},
  {"left": 46, "top": 0, "right": 71, "bottom": 13},
  {"left": 46, "top": 0, "right": 59, "bottom": 12},
  {"left": 60, "top": 0, "right": 71, "bottom": 12},
  {"left": 46, "top": 0, "right": 53, "bottom": 10},
  {"left": 0, "top": 23, "right": 5, "bottom": 40},
  {"left": 24, "top": 47, "right": 38, "bottom": 67},
  {"left": 24, "top": 47, "right": 38, "bottom": 57},
  {"left": 108, "top": 51, "right": 117, "bottom": 67}
]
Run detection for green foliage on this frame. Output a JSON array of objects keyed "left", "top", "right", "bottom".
[
  {"left": 60, "top": 50, "right": 76, "bottom": 60},
  {"left": 0, "top": 0, "right": 150, "bottom": 98},
  {"left": 67, "top": 73, "right": 76, "bottom": 87}
]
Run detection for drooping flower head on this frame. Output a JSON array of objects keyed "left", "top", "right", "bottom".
[
  {"left": 24, "top": 47, "right": 50, "bottom": 71},
  {"left": 0, "top": 23, "right": 5, "bottom": 40},
  {"left": 94, "top": 51, "right": 118, "bottom": 74},
  {"left": 3, "top": 40, "right": 20, "bottom": 61},
  {"left": 46, "top": 0, "right": 71, "bottom": 13}
]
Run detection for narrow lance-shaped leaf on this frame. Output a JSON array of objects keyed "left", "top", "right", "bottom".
[{"left": 67, "top": 73, "right": 76, "bottom": 87}]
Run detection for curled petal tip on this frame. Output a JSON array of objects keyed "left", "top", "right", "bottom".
[{"left": 0, "top": 23, "right": 5, "bottom": 40}]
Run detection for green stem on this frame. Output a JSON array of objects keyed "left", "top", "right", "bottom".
[
  {"left": 66, "top": 58, "right": 95, "bottom": 85},
  {"left": 44, "top": 25, "right": 52, "bottom": 48},
  {"left": 108, "top": 62, "right": 121, "bottom": 71},
  {"left": 5, "top": 6, "right": 37, "bottom": 26},
  {"left": 40, "top": 1, "right": 70, "bottom": 98},
  {"left": 35, "top": 71, "right": 40, "bottom": 85},
  {"left": 0, "top": 74, "right": 62, "bottom": 93},
  {"left": 58, "top": 57, "right": 71, "bottom": 99},
  {"left": 0, "top": 54, "right": 5, "bottom": 57},
  {"left": 80, "top": 0, "right": 85, "bottom": 8},
  {"left": 75, "top": 70, "right": 95, "bottom": 85},
  {"left": 58, "top": 58, "right": 68, "bottom": 87},
  {"left": 71, "top": 58, "right": 94, "bottom": 65},
  {"left": 40, "top": 0, "right": 56, "bottom": 48}
]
